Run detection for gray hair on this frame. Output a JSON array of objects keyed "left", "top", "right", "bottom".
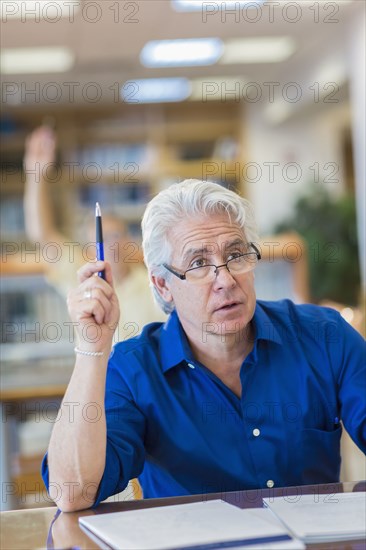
[{"left": 142, "top": 179, "right": 259, "bottom": 313}]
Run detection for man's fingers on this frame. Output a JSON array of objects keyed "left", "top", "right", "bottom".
[
  {"left": 80, "top": 288, "right": 113, "bottom": 324},
  {"left": 75, "top": 297, "right": 106, "bottom": 326},
  {"left": 68, "top": 288, "right": 111, "bottom": 326},
  {"left": 72, "top": 262, "right": 116, "bottom": 325},
  {"left": 77, "top": 261, "right": 112, "bottom": 285},
  {"left": 103, "top": 262, "right": 114, "bottom": 288}
]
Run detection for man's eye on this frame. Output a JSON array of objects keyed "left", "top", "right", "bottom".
[
  {"left": 227, "top": 252, "right": 242, "bottom": 261},
  {"left": 191, "top": 258, "right": 206, "bottom": 268}
]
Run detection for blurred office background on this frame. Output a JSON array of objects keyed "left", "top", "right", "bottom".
[{"left": 1, "top": 0, "right": 365, "bottom": 510}]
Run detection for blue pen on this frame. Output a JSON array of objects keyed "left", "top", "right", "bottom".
[{"left": 95, "top": 202, "right": 106, "bottom": 280}]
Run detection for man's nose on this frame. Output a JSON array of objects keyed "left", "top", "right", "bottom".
[{"left": 212, "top": 264, "right": 236, "bottom": 289}]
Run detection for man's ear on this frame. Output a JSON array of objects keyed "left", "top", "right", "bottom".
[{"left": 150, "top": 274, "right": 174, "bottom": 304}]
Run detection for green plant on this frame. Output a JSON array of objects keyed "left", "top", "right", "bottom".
[{"left": 275, "top": 187, "right": 360, "bottom": 305}]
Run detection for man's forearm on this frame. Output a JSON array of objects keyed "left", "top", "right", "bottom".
[{"left": 48, "top": 355, "right": 109, "bottom": 511}]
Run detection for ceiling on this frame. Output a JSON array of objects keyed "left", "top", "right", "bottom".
[{"left": 0, "top": 0, "right": 362, "bottom": 110}]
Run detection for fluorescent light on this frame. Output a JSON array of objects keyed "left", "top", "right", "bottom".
[
  {"left": 190, "top": 77, "right": 248, "bottom": 101},
  {"left": 172, "top": 0, "right": 264, "bottom": 11},
  {"left": 0, "top": 47, "right": 74, "bottom": 74},
  {"left": 1, "top": 0, "right": 80, "bottom": 20},
  {"left": 221, "top": 37, "right": 296, "bottom": 64},
  {"left": 140, "top": 38, "right": 223, "bottom": 68},
  {"left": 121, "top": 78, "right": 192, "bottom": 103}
]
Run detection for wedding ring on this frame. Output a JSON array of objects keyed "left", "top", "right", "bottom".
[{"left": 84, "top": 289, "right": 92, "bottom": 300}]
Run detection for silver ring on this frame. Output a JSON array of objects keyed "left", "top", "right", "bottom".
[{"left": 84, "top": 289, "right": 92, "bottom": 300}]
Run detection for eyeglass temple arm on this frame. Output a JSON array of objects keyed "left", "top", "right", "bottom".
[
  {"left": 163, "top": 263, "right": 186, "bottom": 280},
  {"left": 250, "top": 242, "right": 261, "bottom": 260}
]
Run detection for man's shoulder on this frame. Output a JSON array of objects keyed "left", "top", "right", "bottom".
[
  {"left": 111, "top": 320, "right": 165, "bottom": 359},
  {"left": 255, "top": 299, "right": 357, "bottom": 354},
  {"left": 256, "top": 299, "right": 343, "bottom": 334}
]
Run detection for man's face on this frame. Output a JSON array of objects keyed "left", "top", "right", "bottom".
[{"left": 159, "top": 213, "right": 257, "bottom": 341}]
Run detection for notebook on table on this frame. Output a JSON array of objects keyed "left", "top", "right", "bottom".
[
  {"left": 263, "top": 491, "right": 366, "bottom": 544},
  {"left": 79, "top": 499, "right": 305, "bottom": 550}
]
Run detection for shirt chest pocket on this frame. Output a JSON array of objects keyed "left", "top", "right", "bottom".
[{"left": 299, "top": 426, "right": 342, "bottom": 484}]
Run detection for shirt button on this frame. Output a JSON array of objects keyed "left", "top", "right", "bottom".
[
  {"left": 253, "top": 428, "right": 260, "bottom": 437},
  {"left": 267, "top": 480, "right": 274, "bottom": 488},
  {"left": 187, "top": 363, "right": 195, "bottom": 369}
]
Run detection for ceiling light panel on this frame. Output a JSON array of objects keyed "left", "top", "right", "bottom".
[
  {"left": 121, "top": 78, "right": 192, "bottom": 103},
  {"left": 221, "top": 37, "right": 296, "bottom": 64},
  {"left": 0, "top": 48, "right": 75, "bottom": 74},
  {"left": 140, "top": 39, "right": 223, "bottom": 68}
]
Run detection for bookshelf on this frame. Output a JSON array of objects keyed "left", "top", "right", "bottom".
[
  {"left": 2, "top": 101, "right": 243, "bottom": 240},
  {"left": 0, "top": 267, "right": 75, "bottom": 510}
]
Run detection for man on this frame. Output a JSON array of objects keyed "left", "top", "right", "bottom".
[
  {"left": 42, "top": 179, "right": 366, "bottom": 512},
  {"left": 23, "top": 126, "right": 165, "bottom": 341}
]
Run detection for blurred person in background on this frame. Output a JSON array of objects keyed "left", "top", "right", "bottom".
[{"left": 23, "top": 126, "right": 165, "bottom": 341}]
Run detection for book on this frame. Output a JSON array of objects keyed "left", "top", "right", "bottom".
[
  {"left": 79, "top": 499, "right": 305, "bottom": 550},
  {"left": 263, "top": 491, "right": 366, "bottom": 544}
]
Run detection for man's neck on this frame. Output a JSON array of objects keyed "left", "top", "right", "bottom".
[{"left": 187, "top": 323, "right": 254, "bottom": 376}]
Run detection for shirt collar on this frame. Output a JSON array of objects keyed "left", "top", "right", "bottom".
[
  {"left": 252, "top": 301, "right": 283, "bottom": 345},
  {"left": 160, "top": 301, "right": 282, "bottom": 373},
  {"left": 160, "top": 310, "right": 191, "bottom": 373}
]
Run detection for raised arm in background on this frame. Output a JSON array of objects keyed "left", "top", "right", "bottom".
[{"left": 23, "top": 125, "right": 65, "bottom": 246}]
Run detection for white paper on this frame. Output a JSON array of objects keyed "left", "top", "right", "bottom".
[
  {"left": 79, "top": 499, "right": 304, "bottom": 550},
  {"left": 263, "top": 491, "right": 366, "bottom": 543},
  {"left": 236, "top": 509, "right": 304, "bottom": 549}
]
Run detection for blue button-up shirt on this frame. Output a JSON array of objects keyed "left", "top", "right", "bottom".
[{"left": 42, "top": 300, "right": 366, "bottom": 504}]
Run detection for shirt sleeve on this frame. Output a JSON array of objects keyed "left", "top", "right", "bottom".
[
  {"left": 93, "top": 347, "right": 147, "bottom": 507},
  {"left": 328, "top": 311, "right": 366, "bottom": 453}
]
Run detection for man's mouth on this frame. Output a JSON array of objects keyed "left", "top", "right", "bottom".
[{"left": 215, "top": 301, "right": 241, "bottom": 311}]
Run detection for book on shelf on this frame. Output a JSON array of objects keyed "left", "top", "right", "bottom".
[
  {"left": 65, "top": 143, "right": 152, "bottom": 175},
  {"left": 0, "top": 196, "right": 26, "bottom": 239},
  {"left": 78, "top": 182, "right": 151, "bottom": 208},
  {"left": 1, "top": 275, "right": 70, "bottom": 347}
]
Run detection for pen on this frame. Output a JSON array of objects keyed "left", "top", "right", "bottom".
[{"left": 95, "top": 202, "right": 106, "bottom": 280}]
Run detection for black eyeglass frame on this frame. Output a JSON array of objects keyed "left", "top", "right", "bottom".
[{"left": 163, "top": 242, "right": 261, "bottom": 281}]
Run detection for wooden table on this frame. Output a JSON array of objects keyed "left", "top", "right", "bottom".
[{"left": 1, "top": 481, "right": 365, "bottom": 549}]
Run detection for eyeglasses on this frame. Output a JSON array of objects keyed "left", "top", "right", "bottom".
[{"left": 163, "top": 243, "right": 261, "bottom": 285}]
